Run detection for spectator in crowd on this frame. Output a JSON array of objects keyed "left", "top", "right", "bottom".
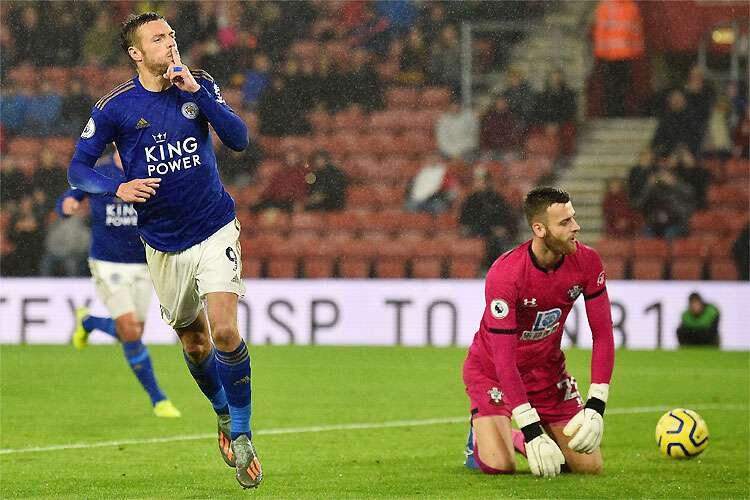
[
  {"left": 602, "top": 177, "right": 639, "bottom": 237},
  {"left": 215, "top": 132, "right": 263, "bottom": 188},
  {"left": 349, "top": 3, "right": 391, "bottom": 56},
  {"left": 674, "top": 145, "right": 711, "bottom": 209},
  {"left": 0, "top": 81, "right": 31, "bottom": 134},
  {"left": 305, "top": 150, "right": 348, "bottom": 211},
  {"left": 652, "top": 90, "right": 701, "bottom": 154},
  {"left": 397, "top": 26, "right": 429, "bottom": 85},
  {"left": 535, "top": 69, "right": 577, "bottom": 126},
  {"left": 419, "top": 2, "right": 448, "bottom": 46},
  {"left": 683, "top": 65, "right": 714, "bottom": 134},
  {"left": 459, "top": 169, "right": 518, "bottom": 268},
  {"left": 40, "top": 205, "right": 91, "bottom": 277},
  {"left": 676, "top": 292, "right": 720, "bottom": 347},
  {"left": 436, "top": 100, "right": 479, "bottom": 162},
  {"left": 404, "top": 152, "right": 459, "bottom": 214},
  {"left": 60, "top": 80, "right": 92, "bottom": 135},
  {"left": 428, "top": 24, "right": 461, "bottom": 94},
  {"left": 376, "top": 0, "right": 417, "bottom": 37},
  {"left": 479, "top": 96, "right": 522, "bottom": 159},
  {"left": 702, "top": 97, "right": 734, "bottom": 160},
  {"left": 726, "top": 80, "right": 747, "bottom": 130},
  {"left": 25, "top": 81, "right": 62, "bottom": 137},
  {"left": 257, "top": 74, "right": 311, "bottom": 136},
  {"left": 343, "top": 49, "right": 383, "bottom": 111},
  {"left": 733, "top": 105, "right": 750, "bottom": 159},
  {"left": 592, "top": 0, "right": 644, "bottom": 117},
  {"left": 34, "top": 150, "right": 70, "bottom": 211},
  {"left": 502, "top": 67, "right": 536, "bottom": 128},
  {"left": 628, "top": 148, "right": 655, "bottom": 200},
  {"left": 253, "top": 148, "right": 309, "bottom": 213},
  {"left": 11, "top": 6, "right": 47, "bottom": 66},
  {"left": 242, "top": 53, "right": 271, "bottom": 109},
  {"left": 732, "top": 223, "right": 749, "bottom": 281},
  {"left": 5, "top": 196, "right": 46, "bottom": 276},
  {"left": 636, "top": 158, "right": 695, "bottom": 239}
]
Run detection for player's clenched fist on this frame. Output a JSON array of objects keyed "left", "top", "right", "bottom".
[
  {"left": 61, "top": 197, "right": 81, "bottom": 215},
  {"left": 163, "top": 45, "right": 200, "bottom": 93},
  {"left": 116, "top": 178, "right": 161, "bottom": 203}
]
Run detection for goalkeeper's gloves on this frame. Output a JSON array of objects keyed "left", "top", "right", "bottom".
[
  {"left": 563, "top": 383, "right": 608, "bottom": 454},
  {"left": 512, "top": 403, "right": 565, "bottom": 478}
]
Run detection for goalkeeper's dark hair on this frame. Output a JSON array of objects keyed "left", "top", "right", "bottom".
[
  {"left": 120, "top": 12, "right": 165, "bottom": 56},
  {"left": 523, "top": 186, "right": 570, "bottom": 225}
]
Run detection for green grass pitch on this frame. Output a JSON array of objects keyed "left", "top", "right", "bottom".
[{"left": 1, "top": 345, "right": 748, "bottom": 498}]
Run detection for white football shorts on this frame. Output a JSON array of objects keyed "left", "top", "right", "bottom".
[
  {"left": 88, "top": 258, "right": 152, "bottom": 322},
  {"left": 143, "top": 218, "right": 245, "bottom": 329}
]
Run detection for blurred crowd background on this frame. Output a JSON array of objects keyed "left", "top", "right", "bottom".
[{"left": 0, "top": 0, "right": 748, "bottom": 280}]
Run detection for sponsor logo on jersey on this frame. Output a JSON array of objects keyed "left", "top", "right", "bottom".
[
  {"left": 597, "top": 270, "right": 606, "bottom": 286},
  {"left": 523, "top": 297, "right": 537, "bottom": 307},
  {"left": 81, "top": 117, "right": 96, "bottom": 139},
  {"left": 521, "top": 308, "right": 562, "bottom": 341},
  {"left": 487, "top": 387, "right": 503, "bottom": 405},
  {"left": 136, "top": 117, "right": 150, "bottom": 129},
  {"left": 144, "top": 135, "right": 202, "bottom": 176},
  {"left": 567, "top": 284, "right": 583, "bottom": 301},
  {"left": 181, "top": 102, "right": 199, "bottom": 119},
  {"left": 105, "top": 203, "right": 138, "bottom": 226},
  {"left": 490, "top": 299, "right": 509, "bottom": 319}
]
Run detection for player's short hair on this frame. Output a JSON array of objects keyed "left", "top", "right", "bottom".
[
  {"left": 120, "top": 12, "right": 165, "bottom": 56},
  {"left": 523, "top": 186, "right": 570, "bottom": 225}
]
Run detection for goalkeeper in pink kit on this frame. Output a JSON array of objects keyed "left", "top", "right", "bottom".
[{"left": 462, "top": 187, "right": 615, "bottom": 477}]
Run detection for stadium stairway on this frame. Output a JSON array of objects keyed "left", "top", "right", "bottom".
[
  {"left": 559, "top": 117, "right": 658, "bottom": 243},
  {"left": 484, "top": 1, "right": 593, "bottom": 100}
]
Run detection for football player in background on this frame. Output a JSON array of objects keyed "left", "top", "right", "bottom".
[
  {"left": 462, "top": 187, "right": 615, "bottom": 477},
  {"left": 59, "top": 150, "right": 180, "bottom": 419},
  {"left": 66, "top": 12, "right": 261, "bottom": 488}
]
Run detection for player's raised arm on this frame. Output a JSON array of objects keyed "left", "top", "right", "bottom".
[
  {"left": 563, "top": 249, "right": 614, "bottom": 453},
  {"left": 165, "top": 45, "right": 248, "bottom": 151}
]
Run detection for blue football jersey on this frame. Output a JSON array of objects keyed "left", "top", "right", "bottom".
[
  {"left": 71, "top": 71, "right": 246, "bottom": 252},
  {"left": 57, "top": 160, "right": 146, "bottom": 264}
]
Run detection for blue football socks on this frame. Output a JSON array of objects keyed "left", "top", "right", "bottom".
[
  {"left": 215, "top": 340, "right": 252, "bottom": 440},
  {"left": 82, "top": 315, "right": 117, "bottom": 339},
  {"left": 122, "top": 340, "right": 166, "bottom": 405},
  {"left": 183, "top": 347, "right": 229, "bottom": 415}
]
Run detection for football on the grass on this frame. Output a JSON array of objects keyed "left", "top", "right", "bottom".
[{"left": 655, "top": 408, "right": 709, "bottom": 458}]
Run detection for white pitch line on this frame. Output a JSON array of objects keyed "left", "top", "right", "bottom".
[{"left": 0, "top": 403, "right": 746, "bottom": 456}]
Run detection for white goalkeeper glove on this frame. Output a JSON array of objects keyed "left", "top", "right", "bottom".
[
  {"left": 563, "top": 383, "right": 608, "bottom": 454},
  {"left": 512, "top": 403, "right": 565, "bottom": 478}
]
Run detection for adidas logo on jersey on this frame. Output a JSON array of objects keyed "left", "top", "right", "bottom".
[{"left": 136, "top": 118, "right": 150, "bottom": 129}]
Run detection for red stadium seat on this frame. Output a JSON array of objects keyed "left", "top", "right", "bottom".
[
  {"left": 449, "top": 258, "right": 482, "bottom": 279},
  {"left": 386, "top": 87, "right": 419, "bottom": 109},
  {"left": 603, "top": 257, "right": 627, "bottom": 280},
  {"left": 336, "top": 239, "right": 376, "bottom": 278},
  {"left": 595, "top": 239, "right": 633, "bottom": 259},
  {"left": 670, "top": 238, "right": 711, "bottom": 259},
  {"left": 670, "top": 258, "right": 704, "bottom": 280},
  {"left": 632, "top": 238, "right": 670, "bottom": 259},
  {"left": 419, "top": 87, "right": 452, "bottom": 109},
  {"left": 709, "top": 259, "right": 738, "bottom": 280},
  {"left": 631, "top": 258, "right": 665, "bottom": 280},
  {"left": 290, "top": 213, "right": 327, "bottom": 237},
  {"left": 241, "top": 256, "right": 262, "bottom": 278},
  {"left": 300, "top": 240, "right": 337, "bottom": 278}
]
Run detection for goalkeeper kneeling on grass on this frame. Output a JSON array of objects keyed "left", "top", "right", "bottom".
[{"left": 461, "top": 187, "right": 615, "bottom": 477}]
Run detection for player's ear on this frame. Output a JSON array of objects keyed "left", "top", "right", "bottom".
[
  {"left": 531, "top": 220, "right": 546, "bottom": 238},
  {"left": 128, "top": 45, "right": 143, "bottom": 64}
]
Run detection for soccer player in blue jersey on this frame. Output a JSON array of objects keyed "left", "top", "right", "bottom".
[
  {"left": 58, "top": 151, "right": 180, "bottom": 419},
  {"left": 67, "top": 12, "right": 261, "bottom": 489}
]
